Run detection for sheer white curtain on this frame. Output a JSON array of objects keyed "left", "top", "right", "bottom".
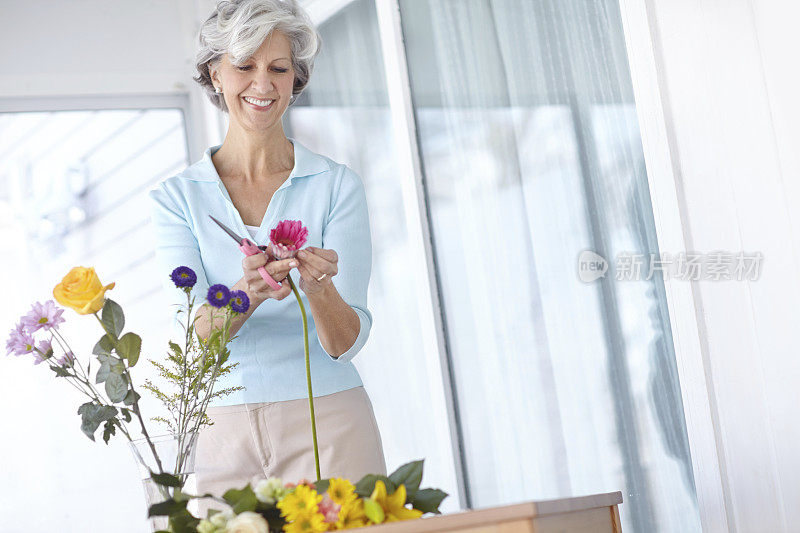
[
  {"left": 398, "top": 1, "right": 700, "bottom": 531},
  {"left": 285, "top": 0, "right": 462, "bottom": 513}
]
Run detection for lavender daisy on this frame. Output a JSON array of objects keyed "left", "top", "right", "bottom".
[
  {"left": 206, "top": 284, "right": 231, "bottom": 308},
  {"left": 57, "top": 350, "right": 76, "bottom": 367},
  {"left": 229, "top": 290, "right": 250, "bottom": 314},
  {"left": 33, "top": 339, "right": 53, "bottom": 365},
  {"left": 170, "top": 266, "right": 197, "bottom": 289},
  {"left": 6, "top": 323, "right": 35, "bottom": 357},
  {"left": 21, "top": 300, "right": 65, "bottom": 333}
]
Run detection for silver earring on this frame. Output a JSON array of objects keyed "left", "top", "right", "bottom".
[{"left": 215, "top": 86, "right": 222, "bottom": 94}]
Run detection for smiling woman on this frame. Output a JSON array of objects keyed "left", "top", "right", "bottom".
[{"left": 147, "top": 0, "right": 388, "bottom": 521}]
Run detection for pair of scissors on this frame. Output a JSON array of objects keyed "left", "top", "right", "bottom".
[{"left": 209, "top": 215, "right": 283, "bottom": 290}]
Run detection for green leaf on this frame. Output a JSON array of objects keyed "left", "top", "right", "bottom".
[
  {"left": 123, "top": 390, "right": 141, "bottom": 406},
  {"left": 222, "top": 484, "right": 258, "bottom": 514},
  {"left": 50, "top": 365, "right": 71, "bottom": 377},
  {"left": 168, "top": 509, "right": 200, "bottom": 533},
  {"left": 95, "top": 361, "right": 110, "bottom": 384},
  {"left": 101, "top": 299, "right": 124, "bottom": 339},
  {"left": 168, "top": 341, "right": 183, "bottom": 356},
  {"left": 77, "top": 402, "right": 117, "bottom": 441},
  {"left": 147, "top": 498, "right": 186, "bottom": 517},
  {"left": 109, "top": 355, "right": 126, "bottom": 374},
  {"left": 93, "top": 335, "right": 114, "bottom": 356},
  {"left": 152, "top": 472, "right": 183, "bottom": 488},
  {"left": 355, "top": 474, "right": 395, "bottom": 498},
  {"left": 121, "top": 408, "right": 132, "bottom": 422},
  {"left": 388, "top": 459, "right": 424, "bottom": 502},
  {"left": 411, "top": 488, "right": 448, "bottom": 514},
  {"left": 105, "top": 373, "right": 127, "bottom": 403},
  {"left": 315, "top": 478, "right": 330, "bottom": 494},
  {"left": 102, "top": 419, "right": 116, "bottom": 444},
  {"left": 117, "top": 332, "right": 142, "bottom": 367}
]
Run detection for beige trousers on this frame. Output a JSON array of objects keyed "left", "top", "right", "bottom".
[{"left": 193, "top": 385, "right": 386, "bottom": 517}]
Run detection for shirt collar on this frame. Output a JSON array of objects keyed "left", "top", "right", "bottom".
[{"left": 181, "top": 136, "right": 331, "bottom": 183}]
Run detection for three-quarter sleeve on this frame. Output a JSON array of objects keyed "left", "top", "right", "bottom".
[
  {"left": 147, "top": 181, "right": 211, "bottom": 328},
  {"left": 318, "top": 165, "right": 374, "bottom": 364}
]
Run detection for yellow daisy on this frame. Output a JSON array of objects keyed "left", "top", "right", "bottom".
[
  {"left": 283, "top": 511, "right": 328, "bottom": 533},
  {"left": 335, "top": 498, "right": 368, "bottom": 530},
  {"left": 326, "top": 478, "right": 358, "bottom": 507},
  {"left": 278, "top": 484, "right": 323, "bottom": 522},
  {"left": 370, "top": 481, "right": 424, "bottom": 522}
]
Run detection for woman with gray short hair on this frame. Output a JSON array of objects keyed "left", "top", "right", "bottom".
[{"left": 147, "top": 0, "right": 386, "bottom": 515}]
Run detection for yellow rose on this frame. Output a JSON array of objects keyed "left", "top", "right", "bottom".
[{"left": 53, "top": 267, "right": 115, "bottom": 315}]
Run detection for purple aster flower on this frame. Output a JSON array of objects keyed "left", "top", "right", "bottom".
[
  {"left": 170, "top": 266, "right": 197, "bottom": 289},
  {"left": 21, "top": 300, "right": 65, "bottom": 333},
  {"left": 206, "top": 284, "right": 231, "bottom": 308},
  {"left": 229, "top": 290, "right": 250, "bottom": 314},
  {"left": 6, "top": 323, "right": 35, "bottom": 357},
  {"left": 57, "top": 350, "right": 76, "bottom": 367}
]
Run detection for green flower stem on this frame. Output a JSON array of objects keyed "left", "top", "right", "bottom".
[
  {"left": 92, "top": 312, "right": 164, "bottom": 474},
  {"left": 286, "top": 273, "right": 321, "bottom": 481}
]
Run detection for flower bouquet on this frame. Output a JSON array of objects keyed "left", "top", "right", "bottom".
[
  {"left": 5, "top": 218, "right": 448, "bottom": 532},
  {"left": 6, "top": 265, "right": 249, "bottom": 529}
]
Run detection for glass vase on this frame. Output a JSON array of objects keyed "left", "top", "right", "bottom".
[{"left": 129, "top": 431, "right": 200, "bottom": 532}]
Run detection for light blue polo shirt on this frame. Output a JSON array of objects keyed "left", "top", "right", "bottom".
[{"left": 147, "top": 137, "right": 371, "bottom": 405}]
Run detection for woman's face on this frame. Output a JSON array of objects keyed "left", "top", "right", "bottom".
[{"left": 210, "top": 30, "right": 295, "bottom": 133}]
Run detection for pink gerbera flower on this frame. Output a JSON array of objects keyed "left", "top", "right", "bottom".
[
  {"left": 269, "top": 219, "right": 309, "bottom": 260},
  {"left": 21, "top": 300, "right": 65, "bottom": 333}
]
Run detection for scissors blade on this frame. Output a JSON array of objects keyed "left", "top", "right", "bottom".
[{"left": 209, "top": 215, "right": 246, "bottom": 244}]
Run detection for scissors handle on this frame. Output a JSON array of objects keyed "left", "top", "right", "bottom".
[{"left": 239, "top": 239, "right": 283, "bottom": 291}]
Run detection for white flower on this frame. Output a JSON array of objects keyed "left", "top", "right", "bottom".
[
  {"left": 225, "top": 511, "right": 269, "bottom": 533},
  {"left": 210, "top": 508, "right": 235, "bottom": 528},
  {"left": 197, "top": 519, "right": 219, "bottom": 533},
  {"left": 254, "top": 476, "right": 285, "bottom": 505}
]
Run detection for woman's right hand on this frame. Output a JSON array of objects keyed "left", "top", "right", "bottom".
[{"left": 241, "top": 250, "right": 296, "bottom": 303}]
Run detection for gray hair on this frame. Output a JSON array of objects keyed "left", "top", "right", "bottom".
[{"left": 193, "top": 0, "right": 321, "bottom": 113}]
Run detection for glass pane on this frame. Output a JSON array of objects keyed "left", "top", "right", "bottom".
[
  {"left": 284, "top": 0, "right": 461, "bottom": 511},
  {"left": 0, "top": 107, "right": 189, "bottom": 531},
  {"left": 399, "top": 0, "right": 701, "bottom": 531}
]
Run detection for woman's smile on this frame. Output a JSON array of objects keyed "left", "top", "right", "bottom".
[{"left": 242, "top": 96, "right": 275, "bottom": 111}]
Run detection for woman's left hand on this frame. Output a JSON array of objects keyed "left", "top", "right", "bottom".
[{"left": 294, "top": 246, "right": 338, "bottom": 294}]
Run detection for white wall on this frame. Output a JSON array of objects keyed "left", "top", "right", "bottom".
[{"left": 639, "top": 0, "right": 800, "bottom": 531}]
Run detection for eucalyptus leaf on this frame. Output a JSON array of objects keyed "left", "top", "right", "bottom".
[
  {"left": 105, "top": 373, "right": 127, "bottom": 403},
  {"left": 102, "top": 419, "right": 116, "bottom": 444},
  {"left": 101, "top": 299, "right": 124, "bottom": 339},
  {"left": 123, "top": 390, "right": 141, "bottom": 406},
  {"left": 109, "top": 356, "right": 126, "bottom": 375},
  {"left": 117, "top": 332, "right": 141, "bottom": 367},
  {"left": 121, "top": 408, "right": 132, "bottom": 422},
  {"left": 95, "top": 361, "right": 110, "bottom": 384},
  {"left": 93, "top": 335, "right": 114, "bottom": 356},
  {"left": 77, "top": 402, "right": 117, "bottom": 441}
]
